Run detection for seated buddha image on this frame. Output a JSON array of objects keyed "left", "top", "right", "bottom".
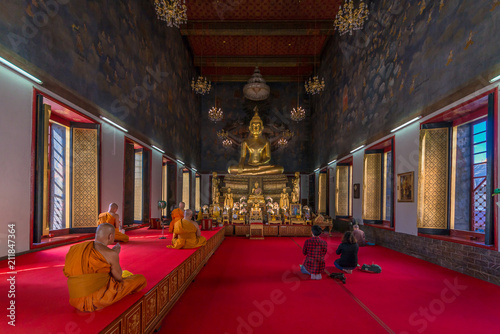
[
  {"left": 228, "top": 108, "right": 284, "bottom": 176},
  {"left": 248, "top": 182, "right": 265, "bottom": 206}
]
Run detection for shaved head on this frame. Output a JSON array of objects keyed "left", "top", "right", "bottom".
[
  {"left": 108, "top": 203, "right": 118, "bottom": 213},
  {"left": 184, "top": 209, "right": 193, "bottom": 219},
  {"left": 179, "top": 202, "right": 185, "bottom": 210},
  {"left": 96, "top": 223, "right": 115, "bottom": 244}
]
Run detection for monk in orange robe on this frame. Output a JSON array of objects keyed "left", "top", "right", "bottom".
[
  {"left": 168, "top": 202, "right": 185, "bottom": 233},
  {"left": 63, "top": 223, "right": 146, "bottom": 312},
  {"left": 97, "top": 203, "right": 129, "bottom": 243},
  {"left": 167, "top": 209, "right": 207, "bottom": 249}
]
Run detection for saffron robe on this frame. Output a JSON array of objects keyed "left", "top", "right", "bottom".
[
  {"left": 167, "top": 219, "right": 207, "bottom": 249},
  {"left": 63, "top": 241, "right": 146, "bottom": 312},
  {"left": 168, "top": 208, "right": 184, "bottom": 233},
  {"left": 97, "top": 212, "right": 129, "bottom": 243}
]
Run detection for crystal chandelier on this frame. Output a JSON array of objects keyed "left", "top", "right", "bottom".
[
  {"left": 154, "top": 0, "right": 187, "bottom": 28},
  {"left": 305, "top": 76, "right": 325, "bottom": 95},
  {"left": 222, "top": 138, "right": 232, "bottom": 148},
  {"left": 334, "top": 0, "right": 369, "bottom": 36},
  {"left": 216, "top": 129, "right": 228, "bottom": 139},
  {"left": 243, "top": 67, "right": 270, "bottom": 101},
  {"left": 291, "top": 106, "right": 306, "bottom": 122},
  {"left": 208, "top": 106, "right": 223, "bottom": 122},
  {"left": 277, "top": 137, "right": 288, "bottom": 148},
  {"left": 191, "top": 76, "right": 211, "bottom": 95}
]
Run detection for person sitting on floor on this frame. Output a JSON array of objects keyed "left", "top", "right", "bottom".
[
  {"left": 97, "top": 203, "right": 129, "bottom": 243},
  {"left": 334, "top": 231, "right": 359, "bottom": 274},
  {"left": 300, "top": 225, "right": 327, "bottom": 280},
  {"left": 63, "top": 223, "right": 146, "bottom": 312},
  {"left": 169, "top": 202, "right": 185, "bottom": 233},
  {"left": 352, "top": 224, "right": 375, "bottom": 246},
  {"left": 167, "top": 209, "right": 207, "bottom": 249}
]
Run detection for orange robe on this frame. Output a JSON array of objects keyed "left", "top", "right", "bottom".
[
  {"left": 63, "top": 241, "right": 146, "bottom": 312},
  {"left": 168, "top": 208, "right": 184, "bottom": 233},
  {"left": 167, "top": 219, "right": 207, "bottom": 249},
  {"left": 97, "top": 212, "right": 129, "bottom": 243}
]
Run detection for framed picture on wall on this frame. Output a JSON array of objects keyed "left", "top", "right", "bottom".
[
  {"left": 353, "top": 183, "right": 360, "bottom": 199},
  {"left": 397, "top": 172, "right": 414, "bottom": 202}
]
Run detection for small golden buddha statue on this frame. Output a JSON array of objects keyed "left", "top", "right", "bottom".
[
  {"left": 248, "top": 181, "right": 265, "bottom": 207},
  {"left": 228, "top": 108, "right": 284, "bottom": 175},
  {"left": 224, "top": 188, "right": 234, "bottom": 209},
  {"left": 279, "top": 188, "right": 290, "bottom": 210},
  {"left": 291, "top": 172, "right": 300, "bottom": 204}
]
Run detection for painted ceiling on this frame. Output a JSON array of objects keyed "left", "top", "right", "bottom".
[{"left": 181, "top": 0, "right": 343, "bottom": 82}]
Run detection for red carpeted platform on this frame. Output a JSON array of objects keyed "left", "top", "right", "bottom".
[
  {"left": 160, "top": 235, "right": 500, "bottom": 334},
  {"left": 0, "top": 227, "right": 222, "bottom": 334}
]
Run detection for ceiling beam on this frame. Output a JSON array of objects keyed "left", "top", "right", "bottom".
[
  {"left": 194, "top": 56, "right": 319, "bottom": 67},
  {"left": 181, "top": 20, "right": 334, "bottom": 36},
  {"left": 211, "top": 75, "right": 309, "bottom": 83}
]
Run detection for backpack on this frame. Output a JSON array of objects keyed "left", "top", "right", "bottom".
[{"left": 360, "top": 264, "right": 382, "bottom": 273}]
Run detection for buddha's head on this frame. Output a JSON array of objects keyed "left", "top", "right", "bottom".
[
  {"left": 254, "top": 182, "right": 259, "bottom": 188},
  {"left": 295, "top": 172, "right": 300, "bottom": 178},
  {"left": 283, "top": 188, "right": 287, "bottom": 193},
  {"left": 249, "top": 110, "right": 264, "bottom": 136},
  {"left": 213, "top": 172, "right": 217, "bottom": 178},
  {"left": 228, "top": 188, "right": 231, "bottom": 193}
]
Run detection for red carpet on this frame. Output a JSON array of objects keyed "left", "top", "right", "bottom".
[
  {"left": 0, "top": 227, "right": 221, "bottom": 334},
  {"left": 160, "top": 235, "right": 500, "bottom": 334}
]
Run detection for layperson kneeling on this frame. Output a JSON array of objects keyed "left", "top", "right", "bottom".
[
  {"left": 167, "top": 209, "right": 207, "bottom": 249},
  {"left": 63, "top": 223, "right": 146, "bottom": 312}
]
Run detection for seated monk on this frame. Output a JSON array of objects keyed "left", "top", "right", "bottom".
[
  {"left": 169, "top": 202, "right": 185, "bottom": 233},
  {"left": 97, "top": 203, "right": 129, "bottom": 243},
  {"left": 167, "top": 209, "right": 207, "bottom": 249},
  {"left": 63, "top": 223, "right": 146, "bottom": 312}
]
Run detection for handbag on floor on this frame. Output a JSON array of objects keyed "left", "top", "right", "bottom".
[{"left": 360, "top": 264, "right": 382, "bottom": 273}]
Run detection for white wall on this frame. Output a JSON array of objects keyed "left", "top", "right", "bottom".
[
  {"left": 352, "top": 151, "right": 364, "bottom": 223},
  {"left": 100, "top": 125, "right": 125, "bottom": 220},
  {"left": 150, "top": 150, "right": 163, "bottom": 218},
  {"left": 300, "top": 175, "right": 308, "bottom": 203},
  {"left": 201, "top": 174, "right": 210, "bottom": 206},
  {"left": 328, "top": 165, "right": 336, "bottom": 217},
  {"left": 0, "top": 66, "right": 37, "bottom": 257},
  {"left": 394, "top": 121, "right": 420, "bottom": 236}
]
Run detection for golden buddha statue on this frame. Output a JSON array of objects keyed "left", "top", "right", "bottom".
[
  {"left": 212, "top": 172, "right": 220, "bottom": 205},
  {"left": 291, "top": 172, "right": 300, "bottom": 204},
  {"left": 279, "top": 188, "right": 290, "bottom": 210},
  {"left": 248, "top": 182, "right": 265, "bottom": 206},
  {"left": 228, "top": 108, "right": 284, "bottom": 175},
  {"left": 224, "top": 188, "right": 234, "bottom": 209}
]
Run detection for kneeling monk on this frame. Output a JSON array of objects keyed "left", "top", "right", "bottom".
[
  {"left": 63, "top": 223, "right": 146, "bottom": 312},
  {"left": 97, "top": 203, "right": 129, "bottom": 242},
  {"left": 167, "top": 209, "right": 207, "bottom": 249},
  {"left": 168, "top": 202, "right": 185, "bottom": 233}
]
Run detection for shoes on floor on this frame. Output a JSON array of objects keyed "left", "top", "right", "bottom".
[
  {"left": 311, "top": 274, "right": 322, "bottom": 280},
  {"left": 342, "top": 269, "right": 353, "bottom": 274},
  {"left": 329, "top": 273, "right": 346, "bottom": 284}
]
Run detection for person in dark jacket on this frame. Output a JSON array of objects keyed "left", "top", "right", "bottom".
[{"left": 334, "top": 231, "right": 359, "bottom": 274}]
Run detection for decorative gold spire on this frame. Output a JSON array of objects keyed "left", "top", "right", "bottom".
[{"left": 250, "top": 107, "right": 263, "bottom": 126}]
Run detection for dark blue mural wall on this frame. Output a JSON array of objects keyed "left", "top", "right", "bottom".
[
  {"left": 313, "top": 0, "right": 500, "bottom": 167},
  {"left": 0, "top": 0, "right": 201, "bottom": 167},
  {"left": 200, "top": 82, "right": 313, "bottom": 173}
]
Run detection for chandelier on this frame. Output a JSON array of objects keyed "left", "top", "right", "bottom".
[
  {"left": 291, "top": 106, "right": 306, "bottom": 122},
  {"left": 305, "top": 76, "right": 325, "bottom": 95},
  {"left": 154, "top": 0, "right": 187, "bottom": 28},
  {"left": 191, "top": 76, "right": 211, "bottom": 95},
  {"left": 217, "top": 129, "right": 228, "bottom": 139},
  {"left": 277, "top": 137, "right": 288, "bottom": 148},
  {"left": 208, "top": 106, "right": 223, "bottom": 122},
  {"left": 222, "top": 138, "right": 232, "bottom": 148},
  {"left": 334, "top": 0, "right": 369, "bottom": 36},
  {"left": 243, "top": 67, "right": 270, "bottom": 101}
]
